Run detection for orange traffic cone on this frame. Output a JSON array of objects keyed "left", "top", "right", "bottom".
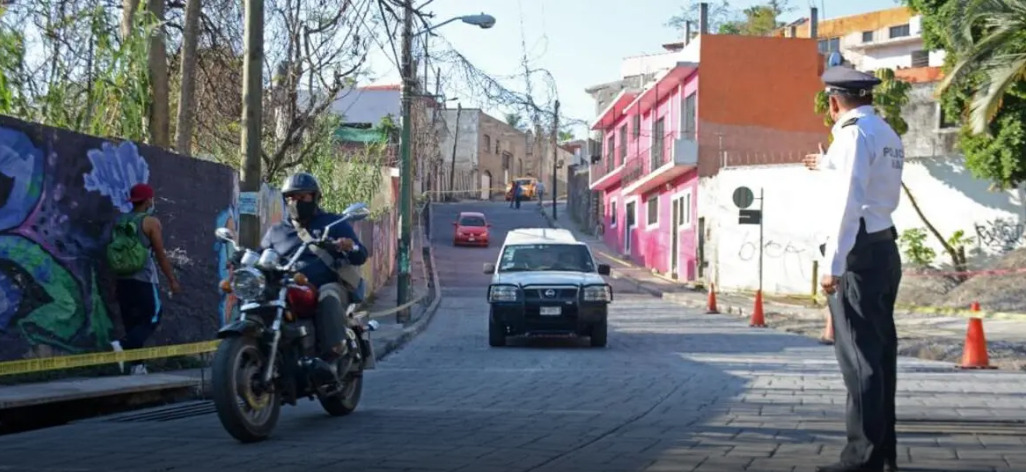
[
  {"left": 959, "top": 317, "right": 996, "bottom": 370},
  {"left": 706, "top": 283, "right": 719, "bottom": 314},
  {"left": 970, "top": 301, "right": 981, "bottom": 312},
  {"left": 750, "top": 290, "right": 767, "bottom": 327}
]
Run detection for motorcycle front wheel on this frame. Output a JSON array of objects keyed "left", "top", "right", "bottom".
[{"left": 211, "top": 336, "right": 282, "bottom": 443}]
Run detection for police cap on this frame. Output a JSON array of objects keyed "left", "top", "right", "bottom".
[{"left": 821, "top": 66, "right": 881, "bottom": 98}]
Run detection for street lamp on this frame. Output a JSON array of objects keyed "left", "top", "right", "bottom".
[{"left": 396, "top": 8, "right": 495, "bottom": 322}]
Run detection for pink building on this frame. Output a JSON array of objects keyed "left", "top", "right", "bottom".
[{"left": 589, "top": 34, "right": 828, "bottom": 282}]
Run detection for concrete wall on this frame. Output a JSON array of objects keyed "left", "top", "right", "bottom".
[
  {"left": 698, "top": 157, "right": 1026, "bottom": 296},
  {"left": 437, "top": 109, "right": 480, "bottom": 198},
  {"left": 0, "top": 116, "right": 236, "bottom": 362}
]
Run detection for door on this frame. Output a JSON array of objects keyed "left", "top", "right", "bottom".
[
  {"left": 481, "top": 171, "right": 492, "bottom": 200},
  {"left": 670, "top": 198, "right": 680, "bottom": 279},
  {"left": 624, "top": 201, "right": 636, "bottom": 255},
  {"left": 697, "top": 217, "right": 706, "bottom": 279}
]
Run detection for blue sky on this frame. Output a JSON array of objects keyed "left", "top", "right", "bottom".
[{"left": 365, "top": 0, "right": 903, "bottom": 137}]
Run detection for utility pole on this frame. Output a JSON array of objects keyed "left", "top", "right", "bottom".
[
  {"left": 551, "top": 100, "right": 560, "bottom": 220},
  {"left": 448, "top": 103, "right": 461, "bottom": 202},
  {"left": 239, "top": 0, "right": 263, "bottom": 248},
  {"left": 396, "top": 0, "right": 414, "bottom": 323}
]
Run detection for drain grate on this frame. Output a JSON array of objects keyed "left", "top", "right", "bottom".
[
  {"left": 897, "top": 418, "right": 1026, "bottom": 436},
  {"left": 102, "top": 400, "right": 216, "bottom": 423}
]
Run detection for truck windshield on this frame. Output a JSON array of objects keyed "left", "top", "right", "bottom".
[{"left": 497, "top": 244, "right": 595, "bottom": 273}]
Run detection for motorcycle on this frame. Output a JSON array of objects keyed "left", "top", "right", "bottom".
[{"left": 210, "top": 202, "right": 379, "bottom": 443}]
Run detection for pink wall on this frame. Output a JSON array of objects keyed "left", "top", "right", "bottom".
[{"left": 597, "top": 68, "right": 701, "bottom": 280}]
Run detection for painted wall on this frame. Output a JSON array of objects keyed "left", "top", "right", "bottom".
[
  {"left": 0, "top": 116, "right": 236, "bottom": 361},
  {"left": 699, "top": 157, "right": 1026, "bottom": 295}
]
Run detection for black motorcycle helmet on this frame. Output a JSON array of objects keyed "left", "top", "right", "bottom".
[{"left": 281, "top": 172, "right": 321, "bottom": 202}]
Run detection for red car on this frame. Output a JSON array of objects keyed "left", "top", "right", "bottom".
[{"left": 453, "top": 212, "right": 491, "bottom": 247}]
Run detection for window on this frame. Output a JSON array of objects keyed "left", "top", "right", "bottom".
[
  {"left": 618, "top": 125, "right": 627, "bottom": 163},
  {"left": 911, "top": 50, "right": 929, "bottom": 67},
  {"left": 484, "top": 134, "right": 491, "bottom": 151},
  {"left": 817, "top": 37, "right": 840, "bottom": 54},
  {"left": 502, "top": 152, "right": 512, "bottom": 170},
  {"left": 605, "top": 137, "right": 615, "bottom": 172},
  {"left": 651, "top": 117, "right": 665, "bottom": 170},
  {"left": 682, "top": 93, "right": 697, "bottom": 140},
  {"left": 632, "top": 115, "right": 641, "bottom": 139},
  {"left": 646, "top": 194, "right": 659, "bottom": 228},
  {"left": 459, "top": 215, "right": 486, "bottom": 227},
  {"left": 609, "top": 198, "right": 618, "bottom": 227},
  {"left": 862, "top": 31, "right": 874, "bottom": 43},
  {"left": 937, "top": 103, "right": 959, "bottom": 129},
  {"left": 678, "top": 190, "right": 692, "bottom": 227},
  {"left": 889, "top": 24, "right": 910, "bottom": 38},
  {"left": 495, "top": 139, "right": 501, "bottom": 153},
  {"left": 497, "top": 244, "right": 595, "bottom": 273}
]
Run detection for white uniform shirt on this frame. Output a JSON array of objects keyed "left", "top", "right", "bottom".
[{"left": 819, "top": 105, "right": 904, "bottom": 276}]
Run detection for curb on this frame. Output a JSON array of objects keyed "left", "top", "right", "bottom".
[{"left": 375, "top": 203, "right": 444, "bottom": 362}]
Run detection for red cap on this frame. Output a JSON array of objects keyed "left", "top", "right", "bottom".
[{"left": 127, "top": 183, "right": 154, "bottom": 203}]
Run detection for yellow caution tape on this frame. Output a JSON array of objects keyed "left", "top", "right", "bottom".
[{"left": 0, "top": 340, "right": 221, "bottom": 377}]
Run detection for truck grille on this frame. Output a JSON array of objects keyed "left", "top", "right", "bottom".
[{"left": 523, "top": 286, "right": 578, "bottom": 301}]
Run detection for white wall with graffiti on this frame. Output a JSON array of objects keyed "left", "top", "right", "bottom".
[{"left": 698, "top": 156, "right": 1026, "bottom": 295}]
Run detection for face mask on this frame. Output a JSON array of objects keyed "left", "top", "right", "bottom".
[
  {"left": 146, "top": 203, "right": 156, "bottom": 215},
  {"left": 287, "top": 200, "right": 317, "bottom": 222}
]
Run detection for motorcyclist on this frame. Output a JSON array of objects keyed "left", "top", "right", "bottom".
[{"left": 260, "top": 172, "right": 368, "bottom": 385}]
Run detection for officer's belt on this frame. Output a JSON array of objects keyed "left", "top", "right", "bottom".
[{"left": 819, "top": 219, "right": 897, "bottom": 257}]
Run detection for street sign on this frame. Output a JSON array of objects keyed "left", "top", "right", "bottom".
[
  {"left": 732, "top": 186, "right": 754, "bottom": 209},
  {"left": 738, "top": 209, "right": 762, "bottom": 225}
]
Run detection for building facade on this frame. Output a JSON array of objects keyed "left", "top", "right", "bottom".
[{"left": 588, "top": 32, "right": 828, "bottom": 282}]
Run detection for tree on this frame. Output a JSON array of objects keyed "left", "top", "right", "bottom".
[
  {"left": 173, "top": 0, "right": 201, "bottom": 154},
  {"left": 145, "top": 0, "right": 170, "bottom": 148},
  {"left": 666, "top": 0, "right": 792, "bottom": 36},
  {"left": 558, "top": 130, "right": 574, "bottom": 143},
  {"left": 815, "top": 68, "right": 971, "bottom": 276},
  {"left": 504, "top": 112, "right": 524, "bottom": 129},
  {"left": 905, "top": 0, "right": 1026, "bottom": 189}
]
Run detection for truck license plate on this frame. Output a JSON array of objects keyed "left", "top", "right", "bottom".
[
  {"left": 468, "top": 237, "right": 475, "bottom": 241},
  {"left": 539, "top": 306, "right": 561, "bottom": 316}
]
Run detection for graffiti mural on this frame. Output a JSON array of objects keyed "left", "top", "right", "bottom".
[
  {"left": 0, "top": 115, "right": 237, "bottom": 362},
  {"left": 974, "top": 218, "right": 1025, "bottom": 252},
  {"left": 0, "top": 125, "right": 119, "bottom": 359}
]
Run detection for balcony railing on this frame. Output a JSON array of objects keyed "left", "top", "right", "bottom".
[{"left": 621, "top": 130, "right": 676, "bottom": 189}]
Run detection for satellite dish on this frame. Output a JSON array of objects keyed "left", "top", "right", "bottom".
[{"left": 827, "top": 52, "right": 844, "bottom": 67}]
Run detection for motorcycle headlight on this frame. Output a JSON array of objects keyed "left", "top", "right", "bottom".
[
  {"left": 488, "top": 285, "right": 519, "bottom": 302},
  {"left": 582, "top": 285, "right": 611, "bottom": 302},
  {"left": 231, "top": 267, "right": 266, "bottom": 300}
]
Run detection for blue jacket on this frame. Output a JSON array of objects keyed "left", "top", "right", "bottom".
[{"left": 260, "top": 210, "right": 369, "bottom": 288}]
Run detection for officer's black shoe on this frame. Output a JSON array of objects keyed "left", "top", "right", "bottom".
[
  {"left": 815, "top": 463, "right": 882, "bottom": 472},
  {"left": 884, "top": 460, "right": 898, "bottom": 472}
]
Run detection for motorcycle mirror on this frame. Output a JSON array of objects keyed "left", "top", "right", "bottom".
[
  {"left": 341, "top": 202, "right": 371, "bottom": 221},
  {"left": 215, "top": 227, "right": 236, "bottom": 242},
  {"left": 366, "top": 319, "right": 380, "bottom": 331}
]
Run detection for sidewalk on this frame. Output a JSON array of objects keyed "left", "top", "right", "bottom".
[
  {"left": 539, "top": 203, "right": 1026, "bottom": 371},
  {"left": 0, "top": 223, "right": 442, "bottom": 418}
]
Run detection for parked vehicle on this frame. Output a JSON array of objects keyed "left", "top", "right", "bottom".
[
  {"left": 453, "top": 211, "right": 491, "bottom": 247},
  {"left": 483, "top": 228, "right": 613, "bottom": 347},
  {"left": 505, "top": 177, "right": 537, "bottom": 201},
  {"left": 210, "top": 202, "right": 379, "bottom": 443}
]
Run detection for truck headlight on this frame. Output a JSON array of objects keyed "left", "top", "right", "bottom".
[
  {"left": 582, "top": 285, "right": 611, "bottom": 302},
  {"left": 488, "top": 285, "right": 519, "bottom": 302},
  {"left": 231, "top": 267, "right": 266, "bottom": 300}
]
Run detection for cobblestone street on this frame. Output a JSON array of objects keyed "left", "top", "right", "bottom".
[{"left": 0, "top": 202, "right": 1024, "bottom": 472}]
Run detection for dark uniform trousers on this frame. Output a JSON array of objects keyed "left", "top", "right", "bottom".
[{"left": 824, "top": 220, "right": 902, "bottom": 469}]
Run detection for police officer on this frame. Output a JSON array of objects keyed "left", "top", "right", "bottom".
[
  {"left": 805, "top": 66, "right": 904, "bottom": 472},
  {"left": 260, "top": 172, "right": 369, "bottom": 385}
]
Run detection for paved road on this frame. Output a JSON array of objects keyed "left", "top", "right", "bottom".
[{"left": 2, "top": 201, "right": 1026, "bottom": 472}]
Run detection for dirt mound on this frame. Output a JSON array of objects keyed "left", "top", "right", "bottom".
[
  {"left": 896, "top": 266, "right": 960, "bottom": 307},
  {"left": 936, "top": 248, "right": 1026, "bottom": 312}
]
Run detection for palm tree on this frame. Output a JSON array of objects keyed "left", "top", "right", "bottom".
[
  {"left": 936, "top": 0, "right": 1026, "bottom": 135},
  {"left": 504, "top": 113, "right": 524, "bottom": 129}
]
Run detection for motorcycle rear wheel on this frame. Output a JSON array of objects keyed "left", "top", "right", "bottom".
[
  {"left": 211, "top": 336, "right": 282, "bottom": 443},
  {"left": 318, "top": 358, "right": 363, "bottom": 416}
]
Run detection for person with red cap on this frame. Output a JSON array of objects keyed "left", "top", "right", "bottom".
[{"left": 107, "top": 183, "right": 182, "bottom": 375}]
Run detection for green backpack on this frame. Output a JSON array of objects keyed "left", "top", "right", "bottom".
[{"left": 107, "top": 213, "right": 150, "bottom": 276}]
